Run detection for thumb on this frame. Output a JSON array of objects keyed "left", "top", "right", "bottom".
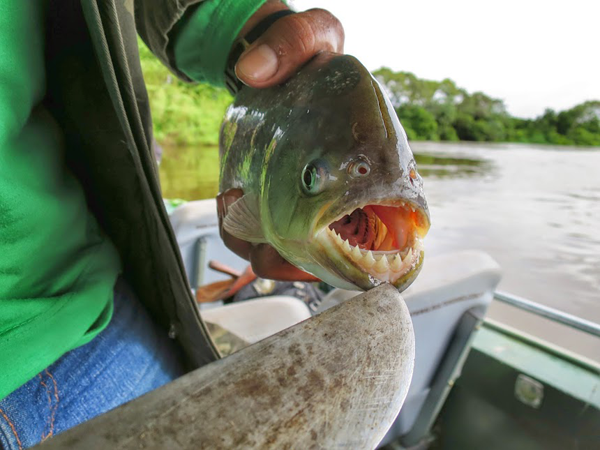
[{"left": 235, "top": 9, "right": 344, "bottom": 88}]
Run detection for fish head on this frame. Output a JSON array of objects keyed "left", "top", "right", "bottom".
[{"left": 260, "top": 53, "right": 430, "bottom": 291}]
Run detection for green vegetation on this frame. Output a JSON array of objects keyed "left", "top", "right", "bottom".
[
  {"left": 139, "top": 40, "right": 600, "bottom": 147},
  {"left": 374, "top": 68, "right": 600, "bottom": 146},
  {"left": 139, "top": 40, "right": 232, "bottom": 146}
]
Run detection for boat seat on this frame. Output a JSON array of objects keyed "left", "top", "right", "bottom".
[
  {"left": 201, "top": 296, "right": 312, "bottom": 344},
  {"left": 168, "top": 200, "right": 502, "bottom": 446}
]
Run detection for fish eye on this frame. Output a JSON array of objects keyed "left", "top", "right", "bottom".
[
  {"left": 301, "top": 161, "right": 327, "bottom": 195},
  {"left": 349, "top": 159, "right": 371, "bottom": 177}
]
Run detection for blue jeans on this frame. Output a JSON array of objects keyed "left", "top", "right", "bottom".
[{"left": 0, "top": 277, "right": 186, "bottom": 449}]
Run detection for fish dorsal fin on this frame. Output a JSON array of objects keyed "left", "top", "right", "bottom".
[{"left": 223, "top": 194, "right": 266, "bottom": 243}]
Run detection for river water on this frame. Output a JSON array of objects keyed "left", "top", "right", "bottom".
[{"left": 159, "top": 142, "right": 600, "bottom": 361}]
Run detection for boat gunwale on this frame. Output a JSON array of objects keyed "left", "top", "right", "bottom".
[{"left": 482, "top": 317, "right": 600, "bottom": 374}]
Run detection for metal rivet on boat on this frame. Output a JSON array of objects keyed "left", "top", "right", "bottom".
[{"left": 515, "top": 374, "right": 544, "bottom": 408}]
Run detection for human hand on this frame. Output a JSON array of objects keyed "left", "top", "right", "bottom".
[
  {"left": 217, "top": 189, "right": 320, "bottom": 282},
  {"left": 235, "top": 2, "right": 345, "bottom": 89}
]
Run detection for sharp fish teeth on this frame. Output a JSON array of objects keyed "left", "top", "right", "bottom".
[
  {"left": 391, "top": 254, "right": 403, "bottom": 271},
  {"left": 351, "top": 245, "right": 362, "bottom": 261},
  {"left": 325, "top": 222, "right": 421, "bottom": 284},
  {"left": 342, "top": 239, "right": 351, "bottom": 253},
  {"left": 363, "top": 251, "right": 376, "bottom": 268},
  {"left": 374, "top": 255, "right": 389, "bottom": 273}
]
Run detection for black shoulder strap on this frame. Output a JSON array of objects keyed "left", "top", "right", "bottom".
[{"left": 225, "top": 9, "right": 296, "bottom": 95}]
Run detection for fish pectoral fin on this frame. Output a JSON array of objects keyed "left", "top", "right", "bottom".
[{"left": 223, "top": 194, "right": 267, "bottom": 243}]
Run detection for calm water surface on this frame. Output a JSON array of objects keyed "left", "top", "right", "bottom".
[{"left": 159, "top": 142, "right": 600, "bottom": 360}]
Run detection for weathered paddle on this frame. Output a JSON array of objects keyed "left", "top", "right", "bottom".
[
  {"left": 39, "top": 284, "right": 415, "bottom": 449},
  {"left": 195, "top": 262, "right": 257, "bottom": 304}
]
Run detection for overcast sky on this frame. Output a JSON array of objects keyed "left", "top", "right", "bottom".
[{"left": 290, "top": 0, "right": 600, "bottom": 118}]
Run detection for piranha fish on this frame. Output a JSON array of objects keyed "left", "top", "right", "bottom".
[{"left": 219, "top": 53, "right": 430, "bottom": 291}]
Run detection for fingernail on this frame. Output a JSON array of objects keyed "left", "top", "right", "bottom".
[{"left": 236, "top": 44, "right": 278, "bottom": 81}]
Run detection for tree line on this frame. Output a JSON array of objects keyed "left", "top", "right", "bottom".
[
  {"left": 374, "top": 68, "right": 600, "bottom": 147},
  {"left": 139, "top": 41, "right": 600, "bottom": 147}
]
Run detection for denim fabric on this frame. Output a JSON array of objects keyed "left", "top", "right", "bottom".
[{"left": 0, "top": 278, "right": 186, "bottom": 449}]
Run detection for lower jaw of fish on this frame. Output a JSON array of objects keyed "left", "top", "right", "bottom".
[
  {"left": 312, "top": 201, "right": 429, "bottom": 291},
  {"left": 314, "top": 228, "right": 425, "bottom": 291}
]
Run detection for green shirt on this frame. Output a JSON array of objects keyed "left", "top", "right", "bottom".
[
  {"left": 0, "top": 0, "right": 265, "bottom": 400},
  {"left": 0, "top": 2, "right": 121, "bottom": 400}
]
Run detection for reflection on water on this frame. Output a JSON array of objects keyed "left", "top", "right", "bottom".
[
  {"left": 159, "top": 141, "right": 600, "bottom": 360},
  {"left": 414, "top": 153, "right": 494, "bottom": 179},
  {"left": 158, "top": 145, "right": 496, "bottom": 198},
  {"left": 159, "top": 144, "right": 220, "bottom": 200}
]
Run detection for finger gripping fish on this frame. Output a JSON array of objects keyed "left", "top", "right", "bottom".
[{"left": 219, "top": 53, "right": 430, "bottom": 291}]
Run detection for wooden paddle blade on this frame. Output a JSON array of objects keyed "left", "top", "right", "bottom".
[
  {"left": 196, "top": 266, "right": 257, "bottom": 304},
  {"left": 195, "top": 279, "right": 235, "bottom": 303},
  {"left": 39, "top": 284, "right": 415, "bottom": 449}
]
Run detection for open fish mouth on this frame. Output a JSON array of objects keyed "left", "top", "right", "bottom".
[{"left": 315, "top": 201, "right": 430, "bottom": 287}]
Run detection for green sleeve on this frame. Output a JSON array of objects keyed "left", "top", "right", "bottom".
[{"left": 173, "top": 0, "right": 267, "bottom": 87}]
